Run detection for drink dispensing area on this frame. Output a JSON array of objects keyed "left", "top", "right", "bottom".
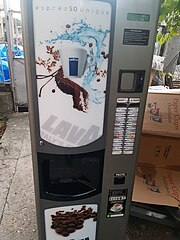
[{"left": 21, "top": 0, "right": 160, "bottom": 239}]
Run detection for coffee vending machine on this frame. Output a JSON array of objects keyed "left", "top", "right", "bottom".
[{"left": 21, "top": 0, "right": 160, "bottom": 239}]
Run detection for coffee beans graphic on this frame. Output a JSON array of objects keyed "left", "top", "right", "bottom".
[{"left": 51, "top": 206, "right": 97, "bottom": 237}]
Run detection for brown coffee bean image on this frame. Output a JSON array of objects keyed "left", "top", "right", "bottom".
[
  {"left": 87, "top": 208, "right": 93, "bottom": 213},
  {"left": 61, "top": 224, "right": 68, "bottom": 229},
  {"left": 70, "top": 219, "right": 76, "bottom": 224},
  {"left": 62, "top": 220, "right": 70, "bottom": 225},
  {"left": 84, "top": 214, "right": 91, "bottom": 220},
  {"left": 62, "top": 231, "right": 69, "bottom": 237},
  {"left": 51, "top": 224, "right": 56, "bottom": 229},
  {"left": 55, "top": 228, "right": 63, "bottom": 234},
  {"left": 91, "top": 212, "right": 97, "bottom": 217},
  {"left": 66, "top": 24, "right": 71, "bottom": 29},
  {"left": 76, "top": 224, "right": 84, "bottom": 230},
  {"left": 52, "top": 222, "right": 59, "bottom": 228},
  {"left": 51, "top": 206, "right": 97, "bottom": 237},
  {"left": 77, "top": 218, "right": 84, "bottom": 225},
  {"left": 72, "top": 213, "right": 78, "bottom": 217},
  {"left": 56, "top": 210, "right": 64, "bottom": 213},
  {"left": 68, "top": 223, "right": 76, "bottom": 228},
  {"left": 67, "top": 228, "right": 76, "bottom": 233},
  {"left": 64, "top": 211, "right": 70, "bottom": 215}
]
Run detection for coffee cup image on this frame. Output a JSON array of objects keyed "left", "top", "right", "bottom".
[
  {"left": 60, "top": 47, "right": 96, "bottom": 78},
  {"left": 110, "top": 203, "right": 123, "bottom": 212}
]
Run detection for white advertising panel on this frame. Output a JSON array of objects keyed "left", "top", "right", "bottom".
[{"left": 33, "top": 0, "right": 112, "bottom": 147}]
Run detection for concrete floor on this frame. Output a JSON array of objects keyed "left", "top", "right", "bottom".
[{"left": 0, "top": 113, "right": 178, "bottom": 240}]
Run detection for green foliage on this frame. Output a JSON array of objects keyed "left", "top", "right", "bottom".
[{"left": 156, "top": 0, "right": 180, "bottom": 45}]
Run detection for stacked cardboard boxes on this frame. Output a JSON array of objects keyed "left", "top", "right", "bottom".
[
  {"left": 133, "top": 89, "right": 180, "bottom": 207},
  {"left": 142, "top": 89, "right": 180, "bottom": 138}
]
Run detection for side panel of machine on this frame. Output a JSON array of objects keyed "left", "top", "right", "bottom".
[{"left": 98, "top": 0, "right": 160, "bottom": 239}]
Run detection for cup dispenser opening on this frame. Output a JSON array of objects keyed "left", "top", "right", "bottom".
[{"left": 38, "top": 150, "right": 104, "bottom": 201}]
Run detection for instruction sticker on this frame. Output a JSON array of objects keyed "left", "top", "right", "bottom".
[
  {"left": 123, "top": 29, "right": 150, "bottom": 46},
  {"left": 107, "top": 189, "right": 128, "bottom": 218}
]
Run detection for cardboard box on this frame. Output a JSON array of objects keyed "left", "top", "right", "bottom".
[
  {"left": 132, "top": 134, "right": 180, "bottom": 207},
  {"left": 137, "top": 134, "right": 180, "bottom": 168},
  {"left": 133, "top": 166, "right": 180, "bottom": 207},
  {"left": 143, "top": 89, "right": 180, "bottom": 138}
]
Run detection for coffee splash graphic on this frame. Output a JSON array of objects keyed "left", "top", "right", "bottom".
[{"left": 37, "top": 20, "right": 110, "bottom": 111}]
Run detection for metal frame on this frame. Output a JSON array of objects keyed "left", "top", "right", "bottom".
[{"left": 0, "top": 1, "right": 23, "bottom": 111}]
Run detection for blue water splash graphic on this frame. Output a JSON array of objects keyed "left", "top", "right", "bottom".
[{"left": 43, "top": 20, "right": 110, "bottom": 104}]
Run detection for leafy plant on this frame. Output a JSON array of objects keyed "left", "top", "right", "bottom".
[{"left": 157, "top": 0, "right": 180, "bottom": 45}]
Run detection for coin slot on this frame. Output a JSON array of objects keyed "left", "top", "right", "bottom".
[{"left": 114, "top": 173, "right": 126, "bottom": 185}]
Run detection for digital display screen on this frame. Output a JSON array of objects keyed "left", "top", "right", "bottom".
[{"left": 127, "top": 13, "right": 150, "bottom": 22}]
